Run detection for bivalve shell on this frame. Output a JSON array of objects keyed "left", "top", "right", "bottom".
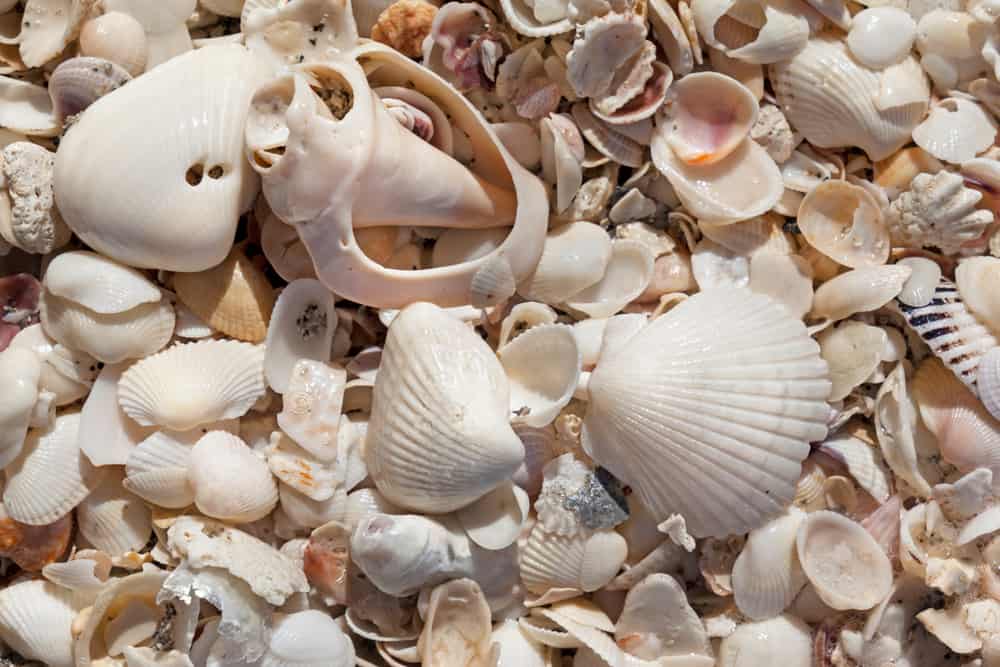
[
  {"left": 78, "top": 11, "right": 148, "bottom": 76},
  {"left": 43, "top": 251, "right": 160, "bottom": 315},
  {"left": 499, "top": 324, "right": 580, "bottom": 428},
  {"left": 123, "top": 431, "right": 195, "bottom": 508},
  {"left": 518, "top": 222, "right": 613, "bottom": 305},
  {"left": 264, "top": 279, "right": 337, "bottom": 394},
  {"left": 614, "top": 573, "right": 711, "bottom": 660},
  {"left": 418, "top": 579, "right": 495, "bottom": 667},
  {"left": 913, "top": 98, "right": 997, "bottom": 164},
  {"left": 76, "top": 467, "right": 151, "bottom": 557},
  {"left": 956, "top": 256, "right": 1000, "bottom": 335},
  {"left": 846, "top": 8, "right": 916, "bottom": 70},
  {"left": 520, "top": 523, "right": 628, "bottom": 597},
  {"left": 0, "top": 579, "right": 77, "bottom": 667},
  {"left": 189, "top": 430, "right": 278, "bottom": 522},
  {"left": 717, "top": 615, "right": 812, "bottom": 667},
  {"left": 259, "top": 610, "right": 356, "bottom": 667},
  {"left": 797, "top": 180, "right": 890, "bottom": 269},
  {"left": 811, "top": 264, "right": 911, "bottom": 322},
  {"left": 732, "top": 507, "right": 807, "bottom": 621},
  {"left": 48, "top": 56, "right": 131, "bottom": 122}
]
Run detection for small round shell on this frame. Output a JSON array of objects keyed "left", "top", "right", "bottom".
[
  {"left": 520, "top": 523, "right": 627, "bottom": 597},
  {"left": 189, "top": 430, "right": 279, "bottom": 522},
  {"left": 660, "top": 72, "right": 758, "bottom": 166},
  {"left": 79, "top": 11, "right": 148, "bottom": 76},
  {"left": 797, "top": 180, "right": 889, "bottom": 268},
  {"left": 913, "top": 98, "right": 998, "bottom": 164},
  {"left": 846, "top": 8, "right": 916, "bottom": 69}
]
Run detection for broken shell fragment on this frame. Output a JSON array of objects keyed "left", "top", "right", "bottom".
[
  {"left": 78, "top": 11, "right": 148, "bottom": 76},
  {"left": 0, "top": 141, "right": 69, "bottom": 255},
  {"left": 518, "top": 222, "right": 613, "bottom": 305},
  {"left": 499, "top": 324, "right": 580, "bottom": 428},
  {"left": 0, "top": 579, "right": 77, "bottom": 667},
  {"left": 913, "top": 98, "right": 997, "bottom": 164},
  {"left": 797, "top": 180, "right": 889, "bottom": 269}
]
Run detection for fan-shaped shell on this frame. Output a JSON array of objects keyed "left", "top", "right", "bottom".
[
  {"left": 365, "top": 302, "right": 524, "bottom": 513},
  {"left": 264, "top": 279, "right": 337, "bottom": 394},
  {"left": 0, "top": 579, "right": 77, "bottom": 667},
  {"left": 732, "top": 507, "right": 807, "bottom": 620},
  {"left": 43, "top": 250, "right": 161, "bottom": 315},
  {"left": 123, "top": 431, "right": 194, "bottom": 508},
  {"left": 797, "top": 180, "right": 889, "bottom": 268},
  {"left": 582, "top": 288, "right": 831, "bottom": 537},
  {"left": 913, "top": 98, "right": 997, "bottom": 164},
  {"left": 499, "top": 324, "right": 580, "bottom": 428},
  {"left": 519, "top": 523, "right": 628, "bottom": 596},
  {"left": 117, "top": 339, "right": 266, "bottom": 431},
  {"left": 76, "top": 467, "right": 151, "bottom": 557},
  {"left": 769, "top": 35, "right": 929, "bottom": 161},
  {"left": 54, "top": 44, "right": 262, "bottom": 271},
  {"left": 3, "top": 410, "right": 100, "bottom": 525},
  {"left": 518, "top": 222, "right": 613, "bottom": 305},
  {"left": 189, "top": 430, "right": 278, "bottom": 522}
]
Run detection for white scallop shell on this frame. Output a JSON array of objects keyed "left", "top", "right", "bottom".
[
  {"left": 365, "top": 302, "right": 524, "bottom": 513},
  {"left": 42, "top": 251, "right": 161, "bottom": 315},
  {"left": 123, "top": 431, "right": 195, "bottom": 508},
  {"left": 190, "top": 431, "right": 278, "bottom": 523},
  {"left": 912, "top": 98, "right": 998, "bottom": 164},
  {"left": 797, "top": 180, "right": 890, "bottom": 269},
  {"left": 0, "top": 579, "right": 78, "bottom": 667},
  {"left": 564, "top": 239, "right": 655, "bottom": 318},
  {"left": 76, "top": 467, "right": 151, "bottom": 557},
  {"left": 811, "top": 264, "right": 912, "bottom": 322},
  {"left": 54, "top": 44, "right": 262, "bottom": 271},
  {"left": 732, "top": 507, "right": 807, "bottom": 621},
  {"left": 769, "top": 35, "right": 929, "bottom": 161},
  {"left": 79, "top": 362, "right": 155, "bottom": 467},
  {"left": 265, "top": 279, "right": 337, "bottom": 394},
  {"left": 3, "top": 410, "right": 100, "bottom": 525},
  {"left": 277, "top": 359, "right": 347, "bottom": 462},
  {"left": 0, "top": 347, "right": 42, "bottom": 469},
  {"left": 795, "top": 510, "right": 893, "bottom": 610},
  {"left": 118, "top": 339, "right": 266, "bottom": 431},
  {"left": 518, "top": 222, "right": 613, "bottom": 305},
  {"left": 582, "top": 288, "right": 831, "bottom": 537},
  {"left": 39, "top": 289, "right": 175, "bottom": 364},
  {"left": 614, "top": 573, "right": 711, "bottom": 660},
  {"left": 519, "top": 523, "right": 627, "bottom": 596},
  {"left": 717, "top": 615, "right": 812, "bottom": 667},
  {"left": 259, "top": 610, "right": 356, "bottom": 667},
  {"left": 499, "top": 324, "right": 581, "bottom": 428}
]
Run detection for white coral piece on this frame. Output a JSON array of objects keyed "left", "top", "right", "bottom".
[
  {"left": 0, "top": 142, "right": 69, "bottom": 254},
  {"left": 885, "top": 170, "right": 993, "bottom": 255}
]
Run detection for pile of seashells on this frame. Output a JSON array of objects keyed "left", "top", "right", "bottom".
[{"left": 8, "top": 0, "right": 1000, "bottom": 664}]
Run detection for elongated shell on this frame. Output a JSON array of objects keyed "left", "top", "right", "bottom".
[
  {"left": 365, "top": 302, "right": 524, "bottom": 513},
  {"left": 3, "top": 410, "right": 100, "bottom": 525},
  {"left": 732, "top": 507, "right": 807, "bottom": 620},
  {"left": 189, "top": 431, "right": 278, "bottom": 522},
  {"left": 0, "top": 579, "right": 77, "bottom": 667},
  {"left": 43, "top": 250, "right": 161, "bottom": 315},
  {"left": 811, "top": 264, "right": 911, "bottom": 322},
  {"left": 769, "top": 35, "right": 929, "bottom": 161},
  {"left": 582, "top": 288, "right": 830, "bottom": 537},
  {"left": 118, "top": 339, "right": 265, "bottom": 430}
]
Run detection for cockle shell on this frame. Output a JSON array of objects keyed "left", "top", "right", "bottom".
[
  {"left": 820, "top": 429, "right": 892, "bottom": 502},
  {"left": 731, "top": 507, "right": 807, "bottom": 621},
  {"left": 43, "top": 251, "right": 160, "bottom": 315},
  {"left": 0, "top": 579, "right": 77, "bottom": 667},
  {"left": 123, "top": 431, "right": 194, "bottom": 508},
  {"left": 518, "top": 222, "right": 613, "bottom": 305},
  {"left": 117, "top": 339, "right": 266, "bottom": 430},
  {"left": 0, "top": 347, "right": 41, "bottom": 469},
  {"left": 769, "top": 35, "right": 929, "bottom": 161},
  {"left": 614, "top": 573, "right": 711, "bottom": 660},
  {"left": 78, "top": 11, "right": 148, "bottom": 76},
  {"left": 797, "top": 180, "right": 890, "bottom": 269},
  {"left": 3, "top": 410, "right": 99, "bottom": 525},
  {"left": 174, "top": 244, "right": 276, "bottom": 343},
  {"left": 811, "top": 264, "right": 911, "bottom": 322},
  {"left": 54, "top": 44, "right": 262, "bottom": 272},
  {"left": 264, "top": 279, "right": 338, "bottom": 394},
  {"left": 795, "top": 510, "right": 893, "bottom": 610},
  {"left": 519, "top": 523, "right": 628, "bottom": 597},
  {"left": 717, "top": 615, "right": 812, "bottom": 667},
  {"left": 76, "top": 467, "right": 151, "bottom": 557},
  {"left": 582, "top": 288, "right": 830, "bottom": 537},
  {"left": 189, "top": 430, "right": 278, "bottom": 522},
  {"left": 365, "top": 302, "right": 524, "bottom": 513}
]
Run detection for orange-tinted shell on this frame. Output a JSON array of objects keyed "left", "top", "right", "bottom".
[{"left": 0, "top": 513, "right": 72, "bottom": 571}]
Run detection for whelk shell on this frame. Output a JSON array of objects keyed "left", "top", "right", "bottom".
[{"left": 797, "top": 180, "right": 889, "bottom": 269}]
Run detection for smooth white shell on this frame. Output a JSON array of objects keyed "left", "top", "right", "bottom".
[
  {"left": 499, "top": 324, "right": 580, "bottom": 428},
  {"left": 518, "top": 222, "right": 613, "bottom": 305},
  {"left": 847, "top": 8, "right": 917, "bottom": 70},
  {"left": 264, "top": 279, "right": 337, "bottom": 394},
  {"left": 43, "top": 251, "right": 161, "bottom": 315},
  {"left": 189, "top": 430, "right": 279, "bottom": 522},
  {"left": 718, "top": 615, "right": 812, "bottom": 667},
  {"left": 913, "top": 98, "right": 997, "bottom": 164},
  {"left": 732, "top": 507, "right": 807, "bottom": 620}
]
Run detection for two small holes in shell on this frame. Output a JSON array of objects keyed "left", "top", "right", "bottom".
[{"left": 185, "top": 162, "right": 228, "bottom": 186}]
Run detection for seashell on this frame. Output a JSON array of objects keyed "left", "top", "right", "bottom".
[
  {"left": 265, "top": 279, "right": 337, "bottom": 394},
  {"left": 810, "top": 264, "right": 911, "bottom": 322},
  {"left": 691, "top": 238, "right": 749, "bottom": 290},
  {"left": 174, "top": 244, "right": 276, "bottom": 343},
  {"left": 888, "top": 170, "right": 994, "bottom": 255},
  {"left": 793, "top": 458, "right": 827, "bottom": 511},
  {"left": 418, "top": 579, "right": 494, "bottom": 667},
  {"left": 102, "top": 0, "right": 195, "bottom": 69},
  {"left": 189, "top": 430, "right": 278, "bottom": 522},
  {"left": 4, "top": 410, "right": 100, "bottom": 525},
  {"left": 260, "top": 213, "right": 317, "bottom": 282},
  {"left": 493, "top": 122, "right": 542, "bottom": 171},
  {"left": 731, "top": 507, "right": 807, "bottom": 621},
  {"left": 518, "top": 222, "right": 613, "bottom": 305},
  {"left": 78, "top": 362, "right": 156, "bottom": 467},
  {"left": 0, "top": 141, "right": 69, "bottom": 255},
  {"left": 78, "top": 11, "right": 147, "bottom": 76},
  {"left": 0, "top": 272, "right": 41, "bottom": 352},
  {"left": 818, "top": 321, "right": 888, "bottom": 401},
  {"left": 582, "top": 288, "right": 830, "bottom": 537},
  {"left": 492, "top": 619, "right": 550, "bottom": 667},
  {"left": 897, "top": 279, "right": 998, "bottom": 392},
  {"left": 499, "top": 0, "right": 571, "bottom": 36},
  {"left": 0, "top": 512, "right": 72, "bottom": 573},
  {"left": 933, "top": 468, "right": 993, "bottom": 521},
  {"left": 12, "top": 0, "right": 95, "bottom": 69},
  {"left": 7, "top": 324, "right": 88, "bottom": 407},
  {"left": 608, "top": 189, "right": 657, "bottom": 225},
  {"left": 371, "top": 0, "right": 437, "bottom": 58},
  {"left": 365, "top": 302, "right": 524, "bottom": 513},
  {"left": 956, "top": 256, "right": 1000, "bottom": 335},
  {"left": 42, "top": 550, "right": 110, "bottom": 595},
  {"left": 915, "top": 9, "right": 988, "bottom": 92},
  {"left": 44, "top": 251, "right": 160, "bottom": 316},
  {"left": 566, "top": 12, "right": 646, "bottom": 100},
  {"left": 277, "top": 359, "right": 347, "bottom": 462},
  {"left": 0, "top": 579, "right": 77, "bottom": 667},
  {"left": 590, "top": 56, "right": 671, "bottom": 127},
  {"left": 76, "top": 467, "right": 151, "bottom": 557},
  {"left": 896, "top": 256, "right": 942, "bottom": 308},
  {"left": 847, "top": 8, "right": 916, "bottom": 70},
  {"left": 499, "top": 324, "right": 580, "bottom": 428},
  {"left": 431, "top": 228, "right": 509, "bottom": 268},
  {"left": 614, "top": 573, "right": 711, "bottom": 660},
  {"left": 39, "top": 289, "right": 175, "bottom": 364},
  {"left": 769, "top": 35, "right": 929, "bottom": 161},
  {"left": 717, "top": 615, "right": 812, "bottom": 667},
  {"left": 520, "top": 523, "right": 627, "bottom": 597},
  {"left": 0, "top": 76, "right": 58, "bottom": 136},
  {"left": 692, "top": 0, "right": 813, "bottom": 65},
  {"left": 572, "top": 103, "right": 644, "bottom": 168},
  {"left": 118, "top": 339, "right": 266, "bottom": 430},
  {"left": 651, "top": 124, "right": 783, "bottom": 224},
  {"left": 257, "top": 610, "right": 356, "bottom": 667},
  {"left": 564, "top": 240, "right": 655, "bottom": 319},
  {"left": 48, "top": 56, "right": 131, "bottom": 122},
  {"left": 749, "top": 104, "right": 793, "bottom": 164},
  {"left": 660, "top": 72, "right": 758, "bottom": 167},
  {"left": 649, "top": 0, "right": 694, "bottom": 76},
  {"left": 913, "top": 98, "right": 997, "bottom": 164},
  {"left": 167, "top": 515, "right": 309, "bottom": 605},
  {"left": 917, "top": 603, "right": 982, "bottom": 654},
  {"left": 979, "top": 347, "right": 1000, "bottom": 422},
  {"left": 0, "top": 347, "right": 41, "bottom": 469},
  {"left": 797, "top": 180, "right": 889, "bottom": 269},
  {"left": 123, "top": 431, "right": 194, "bottom": 508},
  {"left": 819, "top": 430, "right": 892, "bottom": 502},
  {"left": 873, "top": 146, "right": 943, "bottom": 195},
  {"left": 55, "top": 45, "right": 263, "bottom": 272},
  {"left": 540, "top": 114, "right": 584, "bottom": 214},
  {"left": 747, "top": 250, "right": 813, "bottom": 319},
  {"left": 498, "top": 302, "right": 559, "bottom": 350},
  {"left": 796, "top": 510, "right": 893, "bottom": 610}
]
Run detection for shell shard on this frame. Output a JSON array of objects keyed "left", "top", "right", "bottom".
[{"left": 582, "top": 288, "right": 830, "bottom": 537}]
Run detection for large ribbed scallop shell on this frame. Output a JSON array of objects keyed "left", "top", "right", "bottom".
[
  {"left": 519, "top": 523, "right": 628, "bottom": 596},
  {"left": 897, "top": 278, "right": 998, "bottom": 395},
  {"left": 731, "top": 507, "right": 807, "bottom": 621},
  {"left": 0, "top": 579, "right": 78, "bottom": 667},
  {"left": 3, "top": 410, "right": 101, "bottom": 525},
  {"left": 769, "top": 35, "right": 928, "bottom": 161},
  {"left": 117, "top": 339, "right": 266, "bottom": 431},
  {"left": 582, "top": 288, "right": 831, "bottom": 538},
  {"left": 365, "top": 302, "right": 525, "bottom": 513}
]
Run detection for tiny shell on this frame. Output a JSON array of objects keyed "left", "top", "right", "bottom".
[
  {"left": 189, "top": 430, "right": 279, "bottom": 522},
  {"left": 912, "top": 98, "right": 997, "bottom": 164},
  {"left": 264, "top": 279, "right": 337, "bottom": 394},
  {"left": 520, "top": 523, "right": 628, "bottom": 596},
  {"left": 810, "top": 264, "right": 911, "bottom": 322},
  {"left": 48, "top": 56, "right": 131, "bottom": 122},
  {"left": 820, "top": 430, "right": 892, "bottom": 503},
  {"left": 123, "top": 431, "right": 195, "bottom": 508}
]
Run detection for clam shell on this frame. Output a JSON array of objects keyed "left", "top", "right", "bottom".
[
  {"left": 0, "top": 579, "right": 77, "bottom": 667},
  {"left": 260, "top": 610, "right": 356, "bottom": 667},
  {"left": 564, "top": 239, "right": 655, "bottom": 318},
  {"left": 365, "top": 302, "right": 524, "bottom": 513},
  {"left": 78, "top": 11, "right": 147, "bottom": 76},
  {"left": 456, "top": 481, "right": 528, "bottom": 551},
  {"left": 769, "top": 35, "right": 929, "bottom": 161},
  {"left": 48, "top": 56, "right": 131, "bottom": 121},
  {"left": 913, "top": 98, "right": 998, "bottom": 164},
  {"left": 518, "top": 222, "right": 613, "bottom": 305},
  {"left": 810, "top": 264, "right": 912, "bottom": 322},
  {"left": 818, "top": 321, "right": 888, "bottom": 401},
  {"left": 614, "top": 573, "right": 711, "bottom": 660},
  {"left": 0, "top": 346, "right": 41, "bottom": 469},
  {"left": 732, "top": 507, "right": 807, "bottom": 621},
  {"left": 0, "top": 75, "right": 58, "bottom": 136},
  {"left": 897, "top": 278, "right": 998, "bottom": 393},
  {"left": 418, "top": 579, "right": 494, "bottom": 667},
  {"left": 4, "top": 410, "right": 100, "bottom": 525},
  {"left": 189, "top": 430, "right": 278, "bottom": 522},
  {"left": 38, "top": 289, "right": 175, "bottom": 364},
  {"left": 897, "top": 256, "right": 943, "bottom": 308},
  {"left": 123, "top": 431, "right": 195, "bottom": 508},
  {"left": 117, "top": 339, "right": 266, "bottom": 430},
  {"left": 264, "top": 279, "right": 337, "bottom": 394},
  {"left": 660, "top": 72, "right": 758, "bottom": 166},
  {"left": 174, "top": 244, "right": 276, "bottom": 343},
  {"left": 499, "top": 324, "right": 580, "bottom": 428},
  {"left": 519, "top": 523, "right": 627, "bottom": 596},
  {"left": 43, "top": 251, "right": 160, "bottom": 315},
  {"left": 847, "top": 7, "right": 916, "bottom": 69},
  {"left": 717, "top": 615, "right": 812, "bottom": 667},
  {"left": 582, "top": 288, "right": 830, "bottom": 537},
  {"left": 796, "top": 510, "right": 893, "bottom": 610},
  {"left": 76, "top": 467, "right": 151, "bottom": 557},
  {"left": 797, "top": 180, "right": 890, "bottom": 269},
  {"left": 54, "top": 44, "right": 262, "bottom": 271},
  {"left": 572, "top": 103, "right": 645, "bottom": 168}
]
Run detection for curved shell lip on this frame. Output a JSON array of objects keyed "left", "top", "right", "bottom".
[
  {"left": 797, "top": 179, "right": 889, "bottom": 268},
  {"left": 499, "top": 323, "right": 581, "bottom": 428},
  {"left": 589, "top": 61, "right": 672, "bottom": 126},
  {"left": 498, "top": 0, "right": 573, "bottom": 36},
  {"left": 42, "top": 250, "right": 162, "bottom": 315}
]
